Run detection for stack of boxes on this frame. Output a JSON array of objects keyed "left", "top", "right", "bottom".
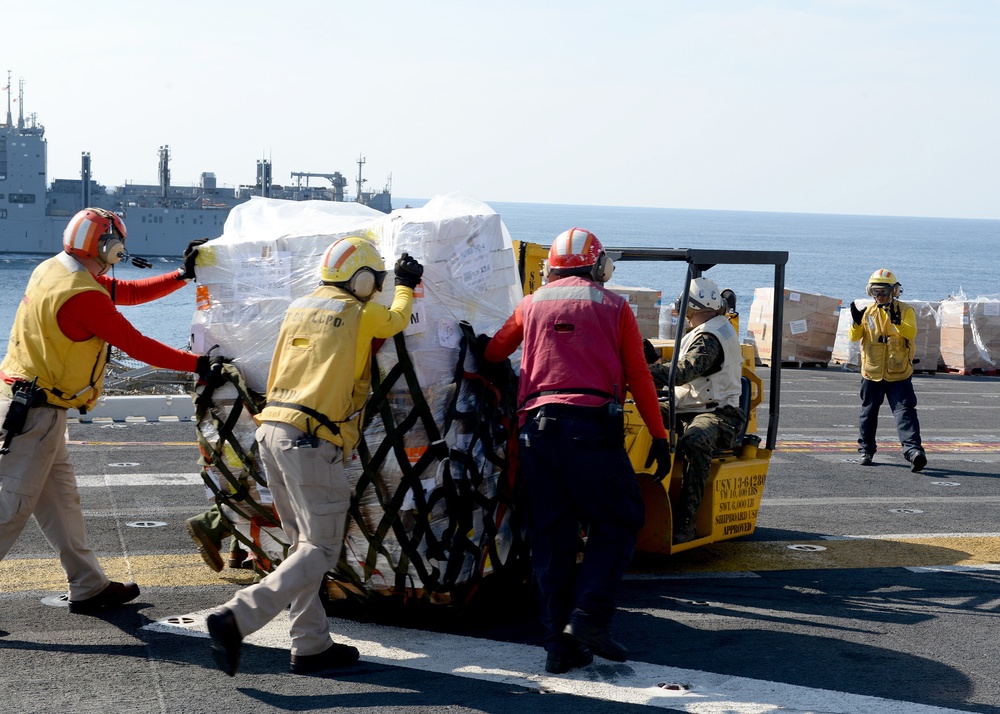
[
  {"left": 939, "top": 298, "right": 1000, "bottom": 373},
  {"left": 606, "top": 285, "right": 662, "bottom": 339},
  {"left": 747, "top": 288, "right": 842, "bottom": 366}
]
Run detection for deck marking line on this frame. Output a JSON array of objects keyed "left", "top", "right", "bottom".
[{"left": 145, "top": 612, "right": 970, "bottom": 713}]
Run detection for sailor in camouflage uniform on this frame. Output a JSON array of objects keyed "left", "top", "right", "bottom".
[{"left": 647, "top": 277, "right": 745, "bottom": 543}]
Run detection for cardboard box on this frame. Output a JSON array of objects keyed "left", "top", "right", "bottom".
[
  {"left": 607, "top": 284, "right": 662, "bottom": 339},
  {"left": 747, "top": 287, "right": 842, "bottom": 366},
  {"left": 939, "top": 298, "right": 1000, "bottom": 373}
]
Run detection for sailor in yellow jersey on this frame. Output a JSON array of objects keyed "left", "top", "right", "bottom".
[
  {"left": 204, "top": 235, "right": 423, "bottom": 677},
  {"left": 848, "top": 268, "right": 927, "bottom": 472}
]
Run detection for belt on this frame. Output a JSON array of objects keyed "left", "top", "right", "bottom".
[
  {"left": 531, "top": 403, "right": 607, "bottom": 421},
  {"left": 1, "top": 380, "right": 64, "bottom": 409}
]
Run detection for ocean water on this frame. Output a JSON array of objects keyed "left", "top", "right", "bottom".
[{"left": 1, "top": 202, "right": 998, "bottom": 352}]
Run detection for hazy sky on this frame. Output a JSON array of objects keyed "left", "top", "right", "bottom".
[{"left": 4, "top": 1, "right": 999, "bottom": 219}]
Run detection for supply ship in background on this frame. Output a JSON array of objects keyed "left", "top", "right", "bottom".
[{"left": 0, "top": 77, "right": 392, "bottom": 257}]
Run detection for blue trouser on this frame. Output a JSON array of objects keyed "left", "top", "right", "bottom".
[
  {"left": 858, "top": 377, "right": 924, "bottom": 458},
  {"left": 518, "top": 404, "right": 644, "bottom": 653}
]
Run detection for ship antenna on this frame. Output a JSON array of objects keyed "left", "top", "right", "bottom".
[
  {"left": 17, "top": 77, "right": 24, "bottom": 129},
  {"left": 4, "top": 70, "right": 11, "bottom": 127},
  {"left": 355, "top": 154, "right": 366, "bottom": 204}
]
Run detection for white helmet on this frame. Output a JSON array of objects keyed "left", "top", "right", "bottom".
[{"left": 686, "top": 276, "right": 724, "bottom": 312}]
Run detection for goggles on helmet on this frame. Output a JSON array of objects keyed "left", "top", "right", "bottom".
[{"left": 869, "top": 286, "right": 892, "bottom": 298}]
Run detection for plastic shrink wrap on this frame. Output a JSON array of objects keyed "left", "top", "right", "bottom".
[
  {"left": 939, "top": 294, "right": 1000, "bottom": 374},
  {"left": 190, "top": 194, "right": 529, "bottom": 605}
]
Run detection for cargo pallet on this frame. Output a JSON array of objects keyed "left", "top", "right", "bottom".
[
  {"left": 779, "top": 361, "right": 829, "bottom": 370},
  {"left": 940, "top": 366, "right": 999, "bottom": 376}
]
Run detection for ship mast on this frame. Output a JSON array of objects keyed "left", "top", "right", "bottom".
[
  {"left": 158, "top": 145, "right": 171, "bottom": 201},
  {"left": 4, "top": 70, "right": 11, "bottom": 127},
  {"left": 355, "top": 154, "right": 367, "bottom": 204},
  {"left": 17, "top": 77, "right": 24, "bottom": 129}
]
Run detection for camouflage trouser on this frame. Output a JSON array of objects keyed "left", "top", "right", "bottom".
[{"left": 675, "top": 405, "right": 746, "bottom": 526}]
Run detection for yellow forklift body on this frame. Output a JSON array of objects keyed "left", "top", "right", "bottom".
[{"left": 626, "top": 340, "right": 770, "bottom": 553}]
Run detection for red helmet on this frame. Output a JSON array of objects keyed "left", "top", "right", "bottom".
[
  {"left": 63, "top": 208, "right": 128, "bottom": 262},
  {"left": 547, "top": 228, "right": 603, "bottom": 270}
]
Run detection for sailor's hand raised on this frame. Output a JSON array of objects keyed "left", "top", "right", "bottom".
[{"left": 394, "top": 253, "right": 423, "bottom": 289}]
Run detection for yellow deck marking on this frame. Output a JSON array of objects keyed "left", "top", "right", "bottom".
[
  {"left": 0, "top": 553, "right": 256, "bottom": 593},
  {"left": 634, "top": 535, "right": 1000, "bottom": 575},
  {"left": 777, "top": 440, "right": 999, "bottom": 453},
  {"left": 6, "top": 537, "right": 1000, "bottom": 592},
  {"left": 68, "top": 441, "right": 198, "bottom": 446}
]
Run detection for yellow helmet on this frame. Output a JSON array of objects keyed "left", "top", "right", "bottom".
[
  {"left": 866, "top": 268, "right": 901, "bottom": 297},
  {"left": 319, "top": 235, "right": 387, "bottom": 300}
]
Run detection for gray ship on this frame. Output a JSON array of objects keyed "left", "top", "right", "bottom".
[{"left": 0, "top": 76, "right": 392, "bottom": 257}]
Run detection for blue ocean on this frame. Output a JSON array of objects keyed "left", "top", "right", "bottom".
[{"left": 2, "top": 201, "right": 998, "bottom": 350}]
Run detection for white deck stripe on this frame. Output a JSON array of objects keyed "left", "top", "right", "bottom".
[
  {"left": 146, "top": 613, "right": 968, "bottom": 713},
  {"left": 75, "top": 473, "right": 203, "bottom": 487}
]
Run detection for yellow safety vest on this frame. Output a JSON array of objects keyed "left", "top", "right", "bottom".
[
  {"left": 259, "top": 285, "right": 368, "bottom": 449},
  {"left": 1, "top": 253, "right": 110, "bottom": 410},
  {"left": 850, "top": 301, "right": 916, "bottom": 382}
]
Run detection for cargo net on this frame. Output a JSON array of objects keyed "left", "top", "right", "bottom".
[
  {"left": 194, "top": 365, "right": 287, "bottom": 574},
  {"left": 193, "top": 326, "right": 529, "bottom": 610}
]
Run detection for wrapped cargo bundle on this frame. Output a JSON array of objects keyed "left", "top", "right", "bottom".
[
  {"left": 189, "top": 194, "right": 529, "bottom": 606},
  {"left": 940, "top": 294, "right": 1000, "bottom": 374}
]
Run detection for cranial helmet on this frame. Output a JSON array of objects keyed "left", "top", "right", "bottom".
[
  {"left": 866, "top": 268, "right": 901, "bottom": 298},
  {"left": 63, "top": 208, "right": 128, "bottom": 264},
  {"left": 319, "top": 235, "right": 387, "bottom": 300},
  {"left": 686, "top": 276, "right": 724, "bottom": 312},
  {"left": 546, "top": 227, "right": 614, "bottom": 282}
]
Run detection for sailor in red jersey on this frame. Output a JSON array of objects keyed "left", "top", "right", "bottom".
[
  {"left": 0, "top": 208, "right": 221, "bottom": 615},
  {"left": 481, "top": 228, "right": 670, "bottom": 674}
]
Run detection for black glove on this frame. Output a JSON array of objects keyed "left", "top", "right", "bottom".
[
  {"left": 180, "top": 238, "right": 208, "bottom": 281},
  {"left": 643, "top": 338, "right": 660, "bottom": 365},
  {"left": 394, "top": 252, "right": 424, "bottom": 289},
  {"left": 888, "top": 301, "right": 901, "bottom": 325},
  {"left": 849, "top": 301, "right": 864, "bottom": 326},
  {"left": 473, "top": 332, "right": 492, "bottom": 357},
  {"left": 645, "top": 438, "right": 672, "bottom": 481},
  {"left": 196, "top": 354, "right": 231, "bottom": 388}
]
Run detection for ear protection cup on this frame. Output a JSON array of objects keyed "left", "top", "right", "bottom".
[
  {"left": 348, "top": 268, "right": 377, "bottom": 300},
  {"left": 591, "top": 252, "right": 614, "bottom": 282},
  {"left": 98, "top": 236, "right": 125, "bottom": 265}
]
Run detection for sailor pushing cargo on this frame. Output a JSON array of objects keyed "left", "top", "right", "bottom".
[
  {"left": 205, "top": 235, "right": 424, "bottom": 677},
  {"left": 0, "top": 208, "right": 226, "bottom": 614},
  {"left": 479, "top": 228, "right": 670, "bottom": 674}
]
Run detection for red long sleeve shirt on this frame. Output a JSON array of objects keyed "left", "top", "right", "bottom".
[
  {"left": 485, "top": 296, "right": 668, "bottom": 439},
  {"left": 58, "top": 270, "right": 199, "bottom": 373}
]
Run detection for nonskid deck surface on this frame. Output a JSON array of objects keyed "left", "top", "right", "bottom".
[{"left": 2, "top": 368, "right": 998, "bottom": 713}]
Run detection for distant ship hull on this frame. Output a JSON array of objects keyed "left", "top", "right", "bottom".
[{"left": 1, "top": 96, "right": 391, "bottom": 257}]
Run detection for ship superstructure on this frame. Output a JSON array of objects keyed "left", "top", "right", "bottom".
[{"left": 0, "top": 75, "right": 392, "bottom": 257}]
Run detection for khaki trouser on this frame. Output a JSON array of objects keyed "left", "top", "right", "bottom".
[
  {"left": 221, "top": 421, "right": 350, "bottom": 656},
  {"left": 0, "top": 397, "right": 110, "bottom": 599}
]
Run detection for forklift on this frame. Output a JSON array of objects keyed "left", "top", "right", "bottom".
[{"left": 515, "top": 243, "right": 788, "bottom": 554}]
